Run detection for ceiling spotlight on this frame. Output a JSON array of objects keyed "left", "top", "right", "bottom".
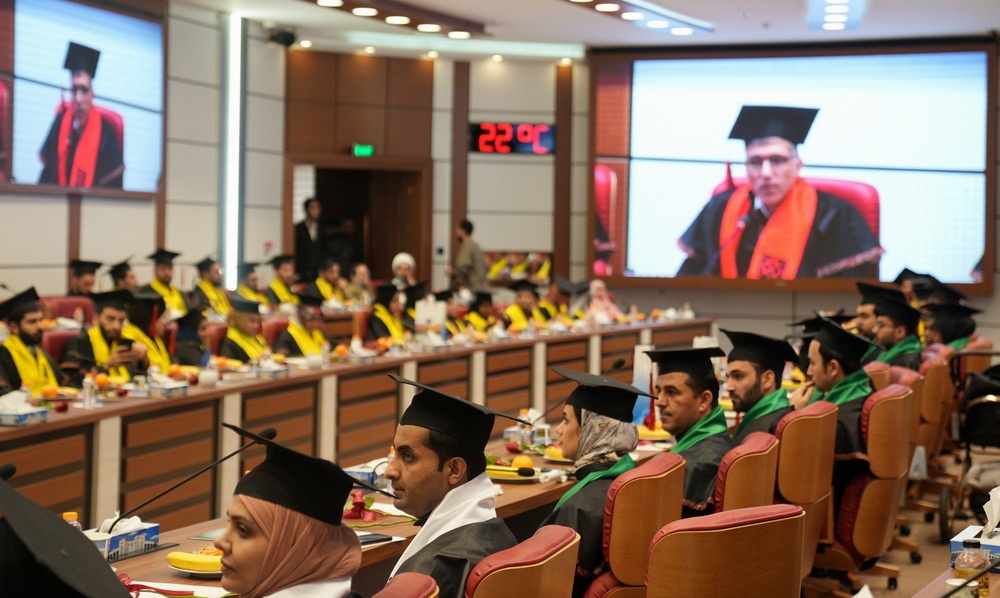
[
  {"left": 826, "top": 0, "right": 850, "bottom": 3},
  {"left": 671, "top": 27, "right": 694, "bottom": 35},
  {"left": 385, "top": 15, "right": 410, "bottom": 25},
  {"left": 824, "top": 13, "right": 848, "bottom": 22},
  {"left": 447, "top": 30, "right": 471, "bottom": 39},
  {"left": 363, "top": 46, "right": 376, "bottom": 54},
  {"left": 822, "top": 22, "right": 846, "bottom": 29},
  {"left": 427, "top": 50, "right": 439, "bottom": 59},
  {"left": 299, "top": 39, "right": 313, "bottom": 48},
  {"left": 492, "top": 54, "right": 503, "bottom": 62},
  {"left": 569, "top": 0, "right": 593, "bottom": 2},
  {"left": 825, "top": 4, "right": 849, "bottom": 12},
  {"left": 621, "top": 11, "right": 644, "bottom": 20},
  {"left": 595, "top": 3, "right": 620, "bottom": 12},
  {"left": 417, "top": 23, "right": 442, "bottom": 32},
  {"left": 559, "top": 57, "right": 573, "bottom": 66},
  {"left": 316, "top": 0, "right": 343, "bottom": 6},
  {"left": 647, "top": 20, "right": 669, "bottom": 28},
  {"left": 353, "top": 7, "right": 378, "bottom": 17},
  {"left": 809, "top": 0, "right": 864, "bottom": 30}
]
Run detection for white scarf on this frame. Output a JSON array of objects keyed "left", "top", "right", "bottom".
[
  {"left": 266, "top": 577, "right": 352, "bottom": 597},
  {"left": 390, "top": 472, "right": 497, "bottom": 576}
]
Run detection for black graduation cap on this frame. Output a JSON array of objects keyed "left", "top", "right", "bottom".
[
  {"left": 0, "top": 287, "right": 40, "bottom": 322},
  {"left": 298, "top": 292, "right": 324, "bottom": 308},
  {"left": 918, "top": 283, "right": 967, "bottom": 305},
  {"left": 176, "top": 308, "right": 206, "bottom": 331},
  {"left": 195, "top": 257, "right": 217, "bottom": 274},
  {"left": 391, "top": 374, "right": 525, "bottom": 451},
  {"left": 127, "top": 292, "right": 166, "bottom": 327},
  {"left": 0, "top": 479, "right": 131, "bottom": 597},
  {"left": 720, "top": 329, "right": 798, "bottom": 379},
  {"left": 434, "top": 290, "right": 453, "bottom": 302},
  {"left": 63, "top": 42, "right": 100, "bottom": 79},
  {"left": 236, "top": 262, "right": 258, "bottom": 280},
  {"left": 374, "top": 283, "right": 398, "bottom": 308},
  {"left": 69, "top": 259, "right": 102, "bottom": 276},
  {"left": 90, "top": 289, "right": 133, "bottom": 313},
  {"left": 269, "top": 254, "right": 295, "bottom": 269},
  {"left": 109, "top": 258, "right": 132, "bottom": 283},
  {"left": 813, "top": 317, "right": 878, "bottom": 365},
  {"left": 470, "top": 291, "right": 493, "bottom": 311},
  {"left": 230, "top": 295, "right": 261, "bottom": 315},
  {"left": 552, "top": 366, "right": 652, "bottom": 423},
  {"left": 508, "top": 280, "right": 537, "bottom": 295},
  {"left": 796, "top": 335, "right": 814, "bottom": 373},
  {"left": 856, "top": 281, "right": 906, "bottom": 306},
  {"left": 892, "top": 267, "right": 922, "bottom": 285},
  {"left": 552, "top": 276, "right": 575, "bottom": 297},
  {"left": 223, "top": 424, "right": 381, "bottom": 526},
  {"left": 147, "top": 249, "right": 180, "bottom": 266},
  {"left": 923, "top": 303, "right": 980, "bottom": 344},
  {"left": 871, "top": 296, "right": 921, "bottom": 331},
  {"left": 403, "top": 282, "right": 427, "bottom": 304},
  {"left": 788, "top": 312, "right": 855, "bottom": 336},
  {"left": 923, "top": 303, "right": 982, "bottom": 319},
  {"left": 728, "top": 105, "right": 819, "bottom": 145},
  {"left": 644, "top": 346, "right": 725, "bottom": 380}
]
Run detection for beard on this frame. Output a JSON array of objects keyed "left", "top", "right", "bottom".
[
  {"left": 732, "top": 383, "right": 765, "bottom": 413},
  {"left": 20, "top": 330, "right": 43, "bottom": 347}
]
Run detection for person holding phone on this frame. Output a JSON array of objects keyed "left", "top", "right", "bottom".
[{"left": 63, "top": 290, "right": 148, "bottom": 385}]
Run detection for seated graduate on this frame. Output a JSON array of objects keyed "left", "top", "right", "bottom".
[
  {"left": 63, "top": 290, "right": 148, "bottom": 385},
  {"left": 304, "top": 257, "right": 347, "bottom": 304},
  {"left": 433, "top": 290, "right": 467, "bottom": 338},
  {"left": 368, "top": 284, "right": 407, "bottom": 343},
  {"left": 538, "top": 276, "right": 584, "bottom": 321},
  {"left": 174, "top": 309, "right": 212, "bottom": 367},
  {"left": 924, "top": 303, "right": 981, "bottom": 350},
  {"left": 236, "top": 262, "right": 270, "bottom": 304},
  {"left": 385, "top": 375, "right": 518, "bottom": 598},
  {"left": 190, "top": 256, "right": 232, "bottom": 317},
  {"left": 121, "top": 292, "right": 175, "bottom": 372},
  {"left": 220, "top": 296, "right": 268, "bottom": 363},
  {"left": 139, "top": 248, "right": 188, "bottom": 319},
  {"left": 67, "top": 259, "right": 101, "bottom": 296},
  {"left": 854, "top": 282, "right": 907, "bottom": 365},
  {"left": 345, "top": 263, "right": 373, "bottom": 305},
  {"left": 870, "top": 295, "right": 922, "bottom": 370},
  {"left": 502, "top": 280, "right": 551, "bottom": 329},
  {"left": 464, "top": 291, "right": 496, "bottom": 332},
  {"left": 0, "top": 287, "right": 71, "bottom": 393},
  {"left": 217, "top": 424, "right": 375, "bottom": 598},
  {"left": 273, "top": 294, "right": 330, "bottom": 357},
  {"left": 540, "top": 367, "right": 650, "bottom": 597},
  {"left": 402, "top": 282, "right": 427, "bottom": 330},
  {"left": 645, "top": 346, "right": 733, "bottom": 517},
  {"left": 109, "top": 258, "right": 139, "bottom": 293},
  {"left": 721, "top": 329, "right": 799, "bottom": 443},
  {"left": 264, "top": 254, "right": 300, "bottom": 308}
]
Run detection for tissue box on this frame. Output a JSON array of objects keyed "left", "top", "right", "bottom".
[
  {"left": 343, "top": 468, "right": 378, "bottom": 486},
  {"left": 0, "top": 408, "right": 48, "bottom": 426},
  {"left": 86, "top": 522, "right": 160, "bottom": 561},
  {"left": 950, "top": 525, "right": 1000, "bottom": 571},
  {"left": 252, "top": 366, "right": 290, "bottom": 380},
  {"left": 148, "top": 382, "right": 188, "bottom": 399}
]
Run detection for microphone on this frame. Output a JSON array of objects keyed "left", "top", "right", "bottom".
[
  {"left": 531, "top": 358, "right": 629, "bottom": 426},
  {"left": 700, "top": 191, "right": 756, "bottom": 276},
  {"left": 0, "top": 462, "right": 16, "bottom": 481},
  {"left": 108, "top": 427, "right": 278, "bottom": 532}
]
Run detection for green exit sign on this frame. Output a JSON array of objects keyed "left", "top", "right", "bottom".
[{"left": 352, "top": 144, "right": 375, "bottom": 157}]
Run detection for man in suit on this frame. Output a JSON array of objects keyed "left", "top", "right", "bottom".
[{"left": 294, "top": 197, "right": 325, "bottom": 282}]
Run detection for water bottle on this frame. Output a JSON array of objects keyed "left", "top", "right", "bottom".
[
  {"left": 81, "top": 376, "right": 96, "bottom": 409},
  {"left": 321, "top": 341, "right": 331, "bottom": 364},
  {"left": 63, "top": 511, "right": 83, "bottom": 531},
  {"left": 517, "top": 408, "right": 533, "bottom": 446},
  {"left": 954, "top": 538, "right": 991, "bottom": 597}
]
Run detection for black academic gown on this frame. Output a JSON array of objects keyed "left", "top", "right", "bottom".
[
  {"left": 271, "top": 329, "right": 330, "bottom": 357},
  {"left": 218, "top": 338, "right": 252, "bottom": 363},
  {"left": 393, "top": 517, "right": 517, "bottom": 598},
  {"left": 61, "top": 332, "right": 142, "bottom": 387},
  {"left": 175, "top": 339, "right": 208, "bottom": 367},
  {"left": 0, "top": 345, "right": 69, "bottom": 390},
  {"left": 732, "top": 406, "right": 794, "bottom": 445},
  {"left": 832, "top": 396, "right": 870, "bottom": 510},
  {"left": 889, "top": 351, "right": 922, "bottom": 371},
  {"left": 677, "top": 187, "right": 880, "bottom": 278},
  {"left": 540, "top": 462, "right": 617, "bottom": 598},
  {"left": 675, "top": 433, "right": 734, "bottom": 518},
  {"left": 38, "top": 110, "right": 124, "bottom": 189}
]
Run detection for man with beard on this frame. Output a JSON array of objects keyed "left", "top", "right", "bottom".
[
  {"left": 63, "top": 290, "right": 148, "bottom": 385},
  {"left": 0, "top": 288, "right": 71, "bottom": 392},
  {"left": 870, "top": 296, "right": 923, "bottom": 371},
  {"left": 854, "top": 282, "right": 905, "bottom": 365},
  {"left": 721, "top": 329, "right": 799, "bottom": 443},
  {"left": 139, "top": 248, "right": 188, "bottom": 319},
  {"left": 190, "top": 256, "right": 231, "bottom": 317},
  {"left": 67, "top": 259, "right": 101, "bottom": 296},
  {"left": 109, "top": 258, "right": 138, "bottom": 292}
]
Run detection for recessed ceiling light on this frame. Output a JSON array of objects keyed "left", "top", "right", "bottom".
[
  {"left": 822, "top": 22, "right": 846, "bottom": 30},
  {"left": 427, "top": 50, "right": 439, "bottom": 59},
  {"left": 621, "top": 11, "right": 644, "bottom": 20},
  {"left": 825, "top": 4, "right": 849, "bottom": 12},
  {"left": 363, "top": 46, "right": 376, "bottom": 54},
  {"left": 385, "top": 16, "right": 410, "bottom": 25},
  {"left": 647, "top": 20, "right": 669, "bottom": 28},
  {"left": 299, "top": 40, "right": 313, "bottom": 48},
  {"left": 448, "top": 30, "right": 471, "bottom": 39},
  {"left": 824, "top": 14, "right": 848, "bottom": 22},
  {"left": 559, "top": 57, "right": 573, "bottom": 65},
  {"left": 595, "top": 3, "right": 620, "bottom": 12},
  {"left": 316, "top": 0, "right": 343, "bottom": 6},
  {"left": 671, "top": 27, "right": 694, "bottom": 35},
  {"left": 570, "top": 0, "right": 592, "bottom": 3},
  {"left": 417, "top": 23, "right": 442, "bottom": 33},
  {"left": 352, "top": 7, "right": 377, "bottom": 17},
  {"left": 492, "top": 54, "right": 503, "bottom": 62},
  {"left": 825, "top": 0, "right": 850, "bottom": 3}
]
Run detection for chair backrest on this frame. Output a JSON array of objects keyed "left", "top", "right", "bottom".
[
  {"left": 375, "top": 572, "right": 439, "bottom": 598},
  {"left": 43, "top": 329, "right": 80, "bottom": 365},
  {"left": 917, "top": 357, "right": 952, "bottom": 457},
  {"left": 954, "top": 339, "right": 995, "bottom": 385},
  {"left": 646, "top": 504, "right": 804, "bottom": 597},
  {"left": 261, "top": 316, "right": 289, "bottom": 347},
  {"left": 863, "top": 361, "right": 890, "bottom": 391},
  {"left": 39, "top": 295, "right": 95, "bottom": 323},
  {"left": 465, "top": 525, "right": 580, "bottom": 598},
  {"left": 773, "top": 401, "right": 837, "bottom": 578},
  {"left": 714, "top": 431, "right": 779, "bottom": 512},
  {"left": 354, "top": 308, "right": 372, "bottom": 340},
  {"left": 602, "top": 452, "right": 685, "bottom": 587},
  {"left": 205, "top": 323, "right": 228, "bottom": 356}
]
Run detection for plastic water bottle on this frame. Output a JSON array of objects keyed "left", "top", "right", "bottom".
[
  {"left": 517, "top": 408, "right": 533, "bottom": 446},
  {"left": 63, "top": 511, "right": 83, "bottom": 531},
  {"left": 321, "top": 341, "right": 331, "bottom": 364},
  {"left": 954, "top": 538, "right": 990, "bottom": 597},
  {"left": 81, "top": 376, "right": 96, "bottom": 409}
]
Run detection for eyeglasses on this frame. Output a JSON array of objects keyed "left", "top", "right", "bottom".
[
  {"left": 745, "top": 155, "right": 793, "bottom": 171},
  {"left": 70, "top": 85, "right": 92, "bottom": 96}
]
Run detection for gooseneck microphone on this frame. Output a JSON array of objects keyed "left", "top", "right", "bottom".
[
  {"left": 108, "top": 427, "right": 278, "bottom": 532},
  {"left": 531, "top": 358, "right": 628, "bottom": 426},
  {"left": 0, "top": 462, "right": 16, "bottom": 481}
]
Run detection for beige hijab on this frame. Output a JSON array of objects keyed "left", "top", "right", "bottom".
[{"left": 239, "top": 494, "right": 362, "bottom": 598}]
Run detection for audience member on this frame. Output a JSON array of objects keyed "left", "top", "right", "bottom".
[
  {"left": 63, "top": 290, "right": 147, "bottom": 385},
  {"left": 584, "top": 279, "right": 623, "bottom": 323},
  {"left": 191, "top": 256, "right": 231, "bottom": 317},
  {"left": 174, "top": 309, "right": 211, "bottom": 367},
  {"left": 236, "top": 262, "right": 269, "bottom": 304},
  {"left": 345, "top": 263, "right": 373, "bottom": 304},
  {"left": 502, "top": 280, "right": 549, "bottom": 329},
  {"left": 368, "top": 284, "right": 407, "bottom": 342},
  {"left": 67, "top": 259, "right": 101, "bottom": 296},
  {"left": 220, "top": 296, "right": 268, "bottom": 363},
  {"left": 721, "top": 329, "right": 798, "bottom": 443},
  {"left": 924, "top": 303, "right": 981, "bottom": 350},
  {"left": 294, "top": 197, "right": 326, "bottom": 282},
  {"left": 448, "top": 219, "right": 486, "bottom": 292},
  {"left": 109, "top": 258, "right": 138, "bottom": 292},
  {"left": 122, "top": 292, "right": 174, "bottom": 372},
  {"left": 870, "top": 296, "right": 922, "bottom": 370},
  {"left": 390, "top": 252, "right": 418, "bottom": 290},
  {"left": 464, "top": 291, "right": 496, "bottom": 332},
  {"left": 265, "top": 255, "right": 299, "bottom": 307},
  {"left": 0, "top": 287, "right": 70, "bottom": 393},
  {"left": 273, "top": 295, "right": 330, "bottom": 357},
  {"left": 304, "top": 257, "right": 347, "bottom": 304},
  {"left": 139, "top": 248, "right": 188, "bottom": 318}
]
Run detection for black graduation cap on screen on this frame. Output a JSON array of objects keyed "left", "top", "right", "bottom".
[
  {"left": 728, "top": 105, "right": 819, "bottom": 145},
  {"left": 856, "top": 281, "right": 906, "bottom": 306},
  {"left": 109, "top": 258, "right": 132, "bottom": 283},
  {"left": 644, "top": 346, "right": 724, "bottom": 380},
  {"left": 63, "top": 42, "right": 100, "bottom": 80},
  {"left": 871, "top": 296, "right": 921, "bottom": 331},
  {"left": 917, "top": 282, "right": 967, "bottom": 305},
  {"left": 223, "top": 423, "right": 383, "bottom": 526},
  {"left": 0, "top": 479, "right": 131, "bottom": 597},
  {"left": 68, "top": 259, "right": 102, "bottom": 277},
  {"left": 147, "top": 249, "right": 180, "bottom": 266},
  {"left": 471, "top": 291, "right": 493, "bottom": 311},
  {"left": 236, "top": 262, "right": 258, "bottom": 280},
  {"left": 90, "top": 289, "right": 133, "bottom": 313},
  {"left": 195, "top": 257, "right": 217, "bottom": 274},
  {"left": 0, "top": 287, "right": 40, "bottom": 322},
  {"left": 813, "top": 316, "right": 878, "bottom": 365},
  {"left": 176, "top": 308, "right": 206, "bottom": 331},
  {"left": 721, "top": 329, "right": 798, "bottom": 379},
  {"left": 269, "top": 254, "right": 295, "bottom": 269},
  {"left": 374, "top": 283, "right": 398, "bottom": 308},
  {"left": 230, "top": 295, "right": 261, "bottom": 315},
  {"left": 552, "top": 366, "right": 652, "bottom": 423},
  {"left": 392, "top": 374, "right": 527, "bottom": 451},
  {"left": 434, "top": 290, "right": 453, "bottom": 302}
]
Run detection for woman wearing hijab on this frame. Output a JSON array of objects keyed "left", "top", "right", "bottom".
[
  {"left": 539, "top": 367, "right": 652, "bottom": 598},
  {"left": 583, "top": 279, "right": 623, "bottom": 324}
]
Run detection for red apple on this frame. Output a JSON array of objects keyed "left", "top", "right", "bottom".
[
  {"left": 116, "top": 387, "right": 129, "bottom": 397},
  {"left": 54, "top": 401, "right": 69, "bottom": 412},
  {"left": 506, "top": 442, "right": 521, "bottom": 454}
]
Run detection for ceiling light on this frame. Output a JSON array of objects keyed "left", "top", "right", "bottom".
[
  {"left": 417, "top": 23, "right": 442, "bottom": 32},
  {"left": 595, "top": 3, "right": 620, "bottom": 12},
  {"left": 316, "top": 0, "right": 343, "bottom": 6},
  {"left": 448, "top": 30, "right": 471, "bottom": 39},
  {"left": 559, "top": 57, "right": 573, "bottom": 65},
  {"left": 353, "top": 7, "right": 377, "bottom": 17},
  {"left": 570, "top": 0, "right": 593, "bottom": 2},
  {"left": 621, "top": 11, "right": 644, "bottom": 20},
  {"left": 822, "top": 22, "right": 846, "bottom": 30},
  {"left": 826, "top": 0, "right": 850, "bottom": 3},
  {"left": 566, "top": 0, "right": 713, "bottom": 35},
  {"left": 426, "top": 50, "right": 439, "bottom": 59},
  {"left": 808, "top": 0, "right": 865, "bottom": 29},
  {"left": 670, "top": 27, "right": 693, "bottom": 35},
  {"left": 492, "top": 54, "right": 503, "bottom": 62},
  {"left": 363, "top": 46, "right": 376, "bottom": 54},
  {"left": 647, "top": 20, "right": 669, "bottom": 28},
  {"left": 825, "top": 5, "right": 849, "bottom": 12},
  {"left": 305, "top": 0, "right": 487, "bottom": 38},
  {"left": 299, "top": 39, "right": 313, "bottom": 48},
  {"left": 824, "top": 13, "right": 848, "bottom": 22},
  {"left": 385, "top": 15, "right": 410, "bottom": 25}
]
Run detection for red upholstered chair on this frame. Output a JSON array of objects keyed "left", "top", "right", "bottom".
[
  {"left": 42, "top": 329, "right": 80, "bottom": 365},
  {"left": 353, "top": 308, "right": 372, "bottom": 341},
  {"left": 39, "top": 295, "right": 95, "bottom": 323},
  {"left": 261, "top": 316, "right": 288, "bottom": 347},
  {"left": 582, "top": 452, "right": 685, "bottom": 598},
  {"left": 204, "top": 323, "right": 228, "bottom": 356},
  {"left": 593, "top": 164, "right": 617, "bottom": 277},
  {"left": 374, "top": 572, "right": 439, "bottom": 598},
  {"left": 811, "top": 383, "right": 912, "bottom": 591},
  {"left": 464, "top": 525, "right": 580, "bottom": 598},
  {"left": 713, "top": 431, "right": 780, "bottom": 512},
  {"left": 645, "top": 504, "right": 805, "bottom": 597},
  {"left": 883, "top": 367, "right": 925, "bottom": 563},
  {"left": 773, "top": 401, "right": 837, "bottom": 579},
  {"left": 862, "top": 360, "right": 889, "bottom": 393}
]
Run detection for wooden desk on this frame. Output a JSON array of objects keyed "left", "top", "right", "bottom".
[{"left": 913, "top": 567, "right": 999, "bottom": 597}]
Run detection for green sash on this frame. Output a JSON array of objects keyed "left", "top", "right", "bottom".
[
  {"left": 732, "top": 387, "right": 788, "bottom": 438},
  {"left": 948, "top": 337, "right": 971, "bottom": 350},
  {"left": 861, "top": 344, "right": 879, "bottom": 362},
  {"left": 553, "top": 454, "right": 637, "bottom": 511},
  {"left": 809, "top": 368, "right": 871, "bottom": 407},
  {"left": 875, "top": 334, "right": 921, "bottom": 364},
  {"left": 671, "top": 406, "right": 728, "bottom": 454}
]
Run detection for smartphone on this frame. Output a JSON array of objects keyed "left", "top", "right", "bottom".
[{"left": 117, "top": 338, "right": 135, "bottom": 350}]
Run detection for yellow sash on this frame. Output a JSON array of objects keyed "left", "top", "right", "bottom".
[
  {"left": 372, "top": 304, "right": 406, "bottom": 341},
  {"left": 87, "top": 326, "right": 130, "bottom": 380},
  {"left": 269, "top": 279, "right": 299, "bottom": 305},
  {"left": 315, "top": 278, "right": 345, "bottom": 302},
  {"left": 286, "top": 321, "right": 325, "bottom": 356},
  {"left": 122, "top": 323, "right": 172, "bottom": 371},
  {"left": 226, "top": 328, "right": 268, "bottom": 360},
  {"left": 236, "top": 285, "right": 269, "bottom": 305},
  {"left": 445, "top": 318, "right": 463, "bottom": 336},
  {"left": 465, "top": 311, "right": 492, "bottom": 332},
  {"left": 149, "top": 279, "right": 189, "bottom": 316},
  {"left": 3, "top": 334, "right": 57, "bottom": 393},
  {"left": 196, "top": 279, "right": 232, "bottom": 316}
]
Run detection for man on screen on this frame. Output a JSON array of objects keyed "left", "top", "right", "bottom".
[
  {"left": 38, "top": 42, "right": 124, "bottom": 189},
  {"left": 676, "top": 105, "right": 882, "bottom": 279}
]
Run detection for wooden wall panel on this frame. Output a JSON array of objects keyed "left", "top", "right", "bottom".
[
  {"left": 0, "top": 427, "right": 89, "bottom": 522},
  {"left": 125, "top": 406, "right": 213, "bottom": 449},
  {"left": 338, "top": 366, "right": 400, "bottom": 465},
  {"left": 547, "top": 339, "right": 587, "bottom": 363},
  {"left": 332, "top": 105, "right": 386, "bottom": 155},
  {"left": 386, "top": 57, "right": 434, "bottom": 108},
  {"left": 335, "top": 55, "right": 387, "bottom": 105},
  {"left": 487, "top": 347, "right": 532, "bottom": 372},
  {"left": 593, "top": 61, "right": 632, "bottom": 157},
  {"left": 242, "top": 384, "right": 318, "bottom": 471},
  {"left": 286, "top": 102, "right": 337, "bottom": 154},
  {"left": 385, "top": 107, "right": 432, "bottom": 157},
  {"left": 286, "top": 50, "right": 337, "bottom": 102},
  {"left": 651, "top": 322, "right": 712, "bottom": 347}
]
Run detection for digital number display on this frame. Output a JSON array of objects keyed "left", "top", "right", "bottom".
[{"left": 469, "top": 122, "right": 555, "bottom": 155}]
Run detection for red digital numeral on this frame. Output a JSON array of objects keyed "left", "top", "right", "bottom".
[
  {"left": 495, "top": 122, "right": 513, "bottom": 153},
  {"left": 478, "top": 123, "right": 496, "bottom": 153}
]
